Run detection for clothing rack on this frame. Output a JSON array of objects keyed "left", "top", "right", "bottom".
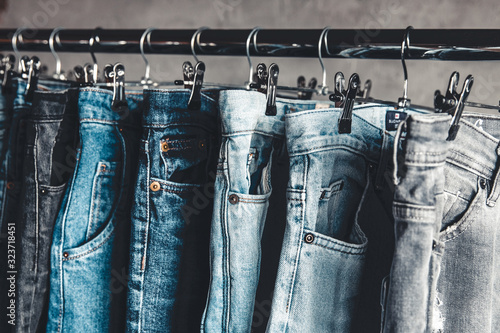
[{"left": 1, "top": 28, "right": 500, "bottom": 60}]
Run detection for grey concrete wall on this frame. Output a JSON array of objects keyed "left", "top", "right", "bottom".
[{"left": 2, "top": 0, "right": 500, "bottom": 112}]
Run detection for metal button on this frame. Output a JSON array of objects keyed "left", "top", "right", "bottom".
[
  {"left": 63, "top": 252, "right": 69, "bottom": 258},
  {"left": 40, "top": 188, "right": 47, "bottom": 195},
  {"left": 480, "top": 179, "right": 487, "bottom": 189},
  {"left": 6, "top": 182, "right": 14, "bottom": 190},
  {"left": 150, "top": 181, "right": 161, "bottom": 192},
  {"left": 228, "top": 194, "right": 239, "bottom": 204},
  {"left": 161, "top": 142, "right": 169, "bottom": 152},
  {"left": 304, "top": 233, "right": 314, "bottom": 244},
  {"left": 199, "top": 140, "right": 206, "bottom": 150}
]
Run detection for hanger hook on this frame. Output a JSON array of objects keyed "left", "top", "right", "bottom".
[
  {"left": 89, "top": 27, "right": 101, "bottom": 83},
  {"left": 191, "top": 27, "right": 209, "bottom": 63},
  {"left": 246, "top": 27, "right": 261, "bottom": 88},
  {"left": 401, "top": 26, "right": 413, "bottom": 104},
  {"left": 12, "top": 27, "right": 27, "bottom": 71},
  {"left": 318, "top": 26, "right": 331, "bottom": 95},
  {"left": 140, "top": 27, "right": 156, "bottom": 84},
  {"left": 49, "top": 27, "right": 64, "bottom": 77}
]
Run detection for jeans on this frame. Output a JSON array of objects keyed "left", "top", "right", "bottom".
[
  {"left": 0, "top": 79, "right": 31, "bottom": 331},
  {"left": 383, "top": 113, "right": 500, "bottom": 332},
  {"left": 436, "top": 113, "right": 500, "bottom": 333},
  {"left": 266, "top": 104, "right": 425, "bottom": 332},
  {"left": 15, "top": 89, "right": 79, "bottom": 333},
  {"left": 47, "top": 88, "right": 142, "bottom": 333},
  {"left": 202, "top": 90, "right": 338, "bottom": 333},
  {"left": 126, "top": 89, "right": 219, "bottom": 333},
  {"left": 382, "top": 113, "right": 450, "bottom": 333}
]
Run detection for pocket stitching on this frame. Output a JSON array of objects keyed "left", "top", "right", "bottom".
[
  {"left": 440, "top": 187, "right": 484, "bottom": 242},
  {"left": 62, "top": 227, "right": 114, "bottom": 261}
]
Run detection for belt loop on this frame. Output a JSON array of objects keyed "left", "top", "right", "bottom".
[
  {"left": 375, "top": 131, "right": 391, "bottom": 190},
  {"left": 486, "top": 143, "right": 500, "bottom": 207},
  {"left": 392, "top": 119, "right": 407, "bottom": 186}
]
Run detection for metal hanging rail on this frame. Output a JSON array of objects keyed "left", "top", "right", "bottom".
[{"left": 1, "top": 28, "right": 500, "bottom": 60}]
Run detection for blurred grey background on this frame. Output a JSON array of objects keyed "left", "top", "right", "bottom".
[{"left": 1, "top": 0, "right": 500, "bottom": 112}]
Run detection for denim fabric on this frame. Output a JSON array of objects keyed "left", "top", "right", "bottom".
[
  {"left": 266, "top": 104, "right": 426, "bottom": 332},
  {"left": 435, "top": 113, "right": 500, "bottom": 333},
  {"left": 126, "top": 89, "right": 219, "bottom": 333},
  {"left": 385, "top": 113, "right": 500, "bottom": 332},
  {"left": 202, "top": 90, "right": 342, "bottom": 333},
  {"left": 47, "top": 88, "right": 142, "bottom": 333},
  {"left": 0, "top": 78, "right": 31, "bottom": 331},
  {"left": 15, "top": 89, "right": 79, "bottom": 333},
  {"left": 382, "top": 114, "right": 450, "bottom": 333}
]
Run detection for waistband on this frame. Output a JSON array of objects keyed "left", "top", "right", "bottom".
[
  {"left": 78, "top": 88, "right": 143, "bottom": 123},
  {"left": 142, "top": 89, "right": 218, "bottom": 131},
  {"left": 219, "top": 89, "right": 336, "bottom": 137},
  {"left": 30, "top": 89, "right": 79, "bottom": 120},
  {"left": 286, "top": 104, "right": 426, "bottom": 161}
]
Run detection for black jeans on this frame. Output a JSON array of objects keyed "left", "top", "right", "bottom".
[{"left": 15, "top": 89, "right": 79, "bottom": 333}]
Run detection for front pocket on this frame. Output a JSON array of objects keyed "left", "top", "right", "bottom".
[
  {"left": 87, "top": 161, "right": 120, "bottom": 242},
  {"left": 317, "top": 179, "right": 344, "bottom": 238},
  {"left": 440, "top": 180, "right": 485, "bottom": 241},
  {"left": 160, "top": 136, "right": 210, "bottom": 184},
  {"left": 286, "top": 226, "right": 367, "bottom": 332}
]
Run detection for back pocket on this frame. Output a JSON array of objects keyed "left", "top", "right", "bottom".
[{"left": 87, "top": 161, "right": 120, "bottom": 242}]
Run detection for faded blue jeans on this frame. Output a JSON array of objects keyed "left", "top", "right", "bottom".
[
  {"left": 126, "top": 89, "right": 219, "bottom": 333},
  {"left": 202, "top": 90, "right": 340, "bottom": 333},
  {"left": 383, "top": 113, "right": 500, "bottom": 333},
  {"left": 47, "top": 88, "right": 143, "bottom": 333},
  {"left": 267, "top": 104, "right": 426, "bottom": 332}
]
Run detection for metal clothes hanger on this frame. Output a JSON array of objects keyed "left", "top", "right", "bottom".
[{"left": 48, "top": 27, "right": 67, "bottom": 80}]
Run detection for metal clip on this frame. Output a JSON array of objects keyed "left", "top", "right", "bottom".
[
  {"left": 103, "top": 63, "right": 114, "bottom": 84},
  {"left": 73, "top": 65, "right": 86, "bottom": 84},
  {"left": 297, "top": 76, "right": 317, "bottom": 100},
  {"left": 434, "top": 71, "right": 460, "bottom": 113},
  {"left": 2, "top": 54, "right": 16, "bottom": 95},
  {"left": 188, "top": 61, "right": 205, "bottom": 110},
  {"left": 357, "top": 79, "right": 372, "bottom": 102},
  {"left": 265, "top": 63, "right": 279, "bottom": 116},
  {"left": 111, "top": 63, "right": 128, "bottom": 112},
  {"left": 447, "top": 75, "right": 473, "bottom": 141},
  {"left": 337, "top": 73, "right": 360, "bottom": 134},
  {"left": 329, "top": 72, "right": 346, "bottom": 107},
  {"left": 25, "top": 56, "right": 41, "bottom": 102}
]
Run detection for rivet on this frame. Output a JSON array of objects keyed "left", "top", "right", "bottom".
[
  {"left": 40, "top": 188, "right": 47, "bottom": 195},
  {"left": 150, "top": 181, "right": 161, "bottom": 192},
  {"left": 101, "top": 164, "right": 106, "bottom": 171},
  {"left": 480, "top": 179, "right": 487, "bottom": 189},
  {"left": 304, "top": 233, "right": 314, "bottom": 244},
  {"left": 199, "top": 140, "right": 206, "bottom": 150},
  {"left": 63, "top": 252, "right": 69, "bottom": 258},
  {"left": 119, "top": 128, "right": 123, "bottom": 132},
  {"left": 228, "top": 194, "right": 239, "bottom": 204},
  {"left": 320, "top": 191, "right": 327, "bottom": 200},
  {"left": 161, "top": 142, "right": 169, "bottom": 152},
  {"left": 6, "top": 182, "right": 14, "bottom": 190}
]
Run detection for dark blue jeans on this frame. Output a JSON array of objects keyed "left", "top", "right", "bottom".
[{"left": 126, "top": 89, "right": 219, "bottom": 333}]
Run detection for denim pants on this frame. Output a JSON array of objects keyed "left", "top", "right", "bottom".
[
  {"left": 266, "top": 104, "right": 426, "bottom": 332},
  {"left": 15, "top": 89, "right": 79, "bottom": 333},
  {"left": 0, "top": 79, "right": 31, "bottom": 330},
  {"left": 47, "top": 88, "right": 142, "bottom": 333},
  {"left": 202, "top": 90, "right": 341, "bottom": 333},
  {"left": 126, "top": 90, "right": 219, "bottom": 333},
  {"left": 384, "top": 113, "right": 500, "bottom": 332}
]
